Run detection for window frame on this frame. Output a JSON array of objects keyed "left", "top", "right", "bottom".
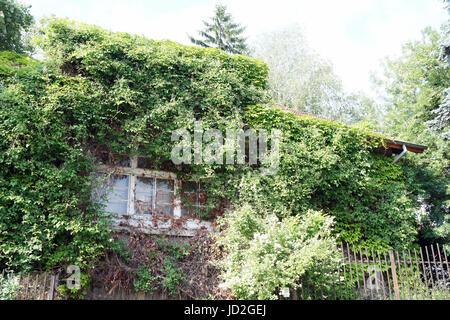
[
  {"left": 97, "top": 156, "right": 182, "bottom": 218},
  {"left": 180, "top": 181, "right": 210, "bottom": 217}
]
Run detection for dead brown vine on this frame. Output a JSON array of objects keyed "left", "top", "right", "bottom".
[{"left": 88, "top": 224, "right": 232, "bottom": 299}]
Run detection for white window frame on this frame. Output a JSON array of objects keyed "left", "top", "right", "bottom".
[
  {"left": 96, "top": 156, "right": 214, "bottom": 236},
  {"left": 98, "top": 156, "right": 182, "bottom": 217}
]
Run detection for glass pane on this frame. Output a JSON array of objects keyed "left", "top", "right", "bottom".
[
  {"left": 181, "top": 181, "right": 198, "bottom": 193},
  {"left": 156, "top": 191, "right": 172, "bottom": 204},
  {"left": 155, "top": 202, "right": 173, "bottom": 216},
  {"left": 106, "top": 201, "right": 128, "bottom": 214},
  {"left": 109, "top": 188, "right": 129, "bottom": 200},
  {"left": 136, "top": 176, "right": 154, "bottom": 191},
  {"left": 104, "top": 174, "right": 129, "bottom": 215},
  {"left": 156, "top": 179, "right": 174, "bottom": 191},
  {"left": 181, "top": 205, "right": 192, "bottom": 217},
  {"left": 110, "top": 174, "right": 129, "bottom": 188},
  {"left": 135, "top": 197, "right": 153, "bottom": 214},
  {"left": 135, "top": 177, "right": 154, "bottom": 214},
  {"left": 137, "top": 157, "right": 152, "bottom": 169},
  {"left": 155, "top": 180, "right": 174, "bottom": 215}
]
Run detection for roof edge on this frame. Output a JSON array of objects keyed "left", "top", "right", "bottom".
[{"left": 274, "top": 105, "right": 428, "bottom": 154}]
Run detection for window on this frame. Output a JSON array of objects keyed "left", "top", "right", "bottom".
[
  {"left": 180, "top": 181, "right": 209, "bottom": 217},
  {"left": 94, "top": 156, "right": 214, "bottom": 235},
  {"left": 103, "top": 174, "right": 129, "bottom": 215},
  {"left": 95, "top": 156, "right": 180, "bottom": 217},
  {"left": 135, "top": 177, "right": 175, "bottom": 215}
]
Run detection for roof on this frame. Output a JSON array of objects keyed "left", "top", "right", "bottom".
[
  {"left": 384, "top": 139, "right": 427, "bottom": 154},
  {"left": 275, "top": 105, "right": 428, "bottom": 154}
]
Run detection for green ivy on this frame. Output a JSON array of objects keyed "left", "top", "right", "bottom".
[
  {"left": 134, "top": 265, "right": 157, "bottom": 293},
  {"left": 0, "top": 17, "right": 433, "bottom": 290}
]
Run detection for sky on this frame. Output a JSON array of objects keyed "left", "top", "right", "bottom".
[{"left": 24, "top": 0, "right": 449, "bottom": 97}]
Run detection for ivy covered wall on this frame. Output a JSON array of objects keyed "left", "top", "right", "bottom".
[{"left": 0, "top": 18, "right": 428, "bottom": 279}]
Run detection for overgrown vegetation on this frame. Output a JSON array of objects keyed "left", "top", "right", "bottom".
[
  {"left": 90, "top": 230, "right": 226, "bottom": 299},
  {"left": 216, "top": 207, "right": 339, "bottom": 299},
  {"left": 373, "top": 27, "right": 449, "bottom": 249},
  {"left": 0, "top": 273, "right": 21, "bottom": 300},
  {"left": 0, "top": 17, "right": 266, "bottom": 272},
  {"left": 0, "top": 17, "right": 446, "bottom": 299}
]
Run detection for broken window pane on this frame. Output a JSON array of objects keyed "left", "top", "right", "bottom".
[
  {"left": 116, "top": 158, "right": 131, "bottom": 167},
  {"left": 180, "top": 181, "right": 200, "bottom": 217},
  {"left": 135, "top": 176, "right": 154, "bottom": 214},
  {"left": 155, "top": 179, "right": 174, "bottom": 215}
]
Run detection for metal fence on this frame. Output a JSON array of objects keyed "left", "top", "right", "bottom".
[{"left": 299, "top": 243, "right": 450, "bottom": 300}]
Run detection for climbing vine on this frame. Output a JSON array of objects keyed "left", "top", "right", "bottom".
[{"left": 0, "top": 18, "right": 434, "bottom": 298}]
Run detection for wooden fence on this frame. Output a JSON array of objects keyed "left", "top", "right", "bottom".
[
  {"left": 298, "top": 243, "right": 450, "bottom": 300},
  {"left": 0, "top": 270, "right": 59, "bottom": 300}
]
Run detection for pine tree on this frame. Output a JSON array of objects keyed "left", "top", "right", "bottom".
[{"left": 188, "top": 5, "right": 248, "bottom": 55}]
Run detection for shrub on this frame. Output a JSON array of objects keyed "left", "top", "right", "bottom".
[
  {"left": 216, "top": 205, "right": 339, "bottom": 299},
  {"left": 0, "top": 273, "right": 21, "bottom": 300}
]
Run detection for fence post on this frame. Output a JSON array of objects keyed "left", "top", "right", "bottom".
[
  {"left": 389, "top": 250, "right": 400, "bottom": 300},
  {"left": 48, "top": 274, "right": 56, "bottom": 300}
]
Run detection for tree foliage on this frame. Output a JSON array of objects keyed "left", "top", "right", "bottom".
[
  {"left": 433, "top": 0, "right": 450, "bottom": 140},
  {"left": 374, "top": 27, "right": 449, "bottom": 247},
  {"left": 189, "top": 5, "right": 248, "bottom": 55},
  {"left": 250, "top": 25, "right": 378, "bottom": 125},
  {"left": 0, "top": 0, "right": 34, "bottom": 53}
]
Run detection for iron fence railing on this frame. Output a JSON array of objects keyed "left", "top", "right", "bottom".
[{"left": 299, "top": 243, "right": 449, "bottom": 300}]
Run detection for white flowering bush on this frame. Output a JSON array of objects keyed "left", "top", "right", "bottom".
[
  {"left": 216, "top": 205, "right": 339, "bottom": 299},
  {"left": 0, "top": 274, "right": 21, "bottom": 300}
]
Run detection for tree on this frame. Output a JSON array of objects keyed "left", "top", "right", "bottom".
[
  {"left": 249, "top": 25, "right": 378, "bottom": 125},
  {"left": 0, "top": 0, "right": 34, "bottom": 53},
  {"left": 188, "top": 5, "right": 248, "bottom": 55},
  {"left": 378, "top": 27, "right": 449, "bottom": 169},
  {"left": 431, "top": 0, "right": 450, "bottom": 140},
  {"left": 375, "top": 27, "right": 449, "bottom": 248}
]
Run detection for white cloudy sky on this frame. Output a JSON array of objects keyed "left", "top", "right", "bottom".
[{"left": 24, "top": 0, "right": 449, "bottom": 96}]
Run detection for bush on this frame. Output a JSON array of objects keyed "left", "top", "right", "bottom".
[
  {"left": 0, "top": 273, "right": 21, "bottom": 300},
  {"left": 216, "top": 205, "right": 339, "bottom": 299}
]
